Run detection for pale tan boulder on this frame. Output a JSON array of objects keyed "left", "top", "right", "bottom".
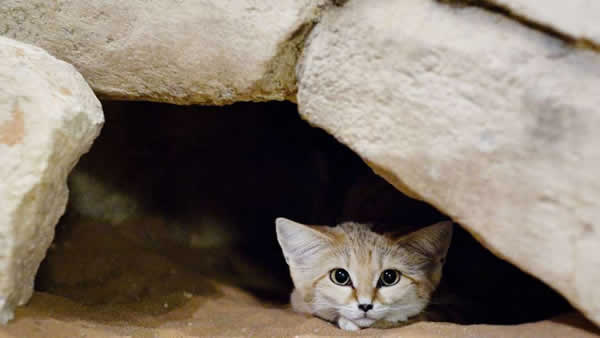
[
  {"left": 298, "top": 0, "right": 600, "bottom": 326},
  {"left": 484, "top": 0, "right": 600, "bottom": 45},
  {"left": 0, "top": 0, "right": 327, "bottom": 105},
  {"left": 0, "top": 37, "right": 103, "bottom": 323}
]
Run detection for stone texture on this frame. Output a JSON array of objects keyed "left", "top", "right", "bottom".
[
  {"left": 484, "top": 0, "right": 600, "bottom": 46},
  {"left": 298, "top": 0, "right": 600, "bottom": 327},
  {"left": 0, "top": 0, "right": 327, "bottom": 105},
  {"left": 0, "top": 37, "right": 103, "bottom": 324}
]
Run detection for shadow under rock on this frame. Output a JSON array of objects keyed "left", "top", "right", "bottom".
[{"left": 33, "top": 100, "right": 575, "bottom": 327}]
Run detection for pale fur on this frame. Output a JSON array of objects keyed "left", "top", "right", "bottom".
[{"left": 276, "top": 218, "right": 452, "bottom": 331}]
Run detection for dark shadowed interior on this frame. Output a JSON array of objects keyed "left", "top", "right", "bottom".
[{"left": 35, "top": 100, "right": 571, "bottom": 325}]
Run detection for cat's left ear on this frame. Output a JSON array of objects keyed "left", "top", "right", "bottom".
[
  {"left": 396, "top": 221, "right": 453, "bottom": 262},
  {"left": 275, "top": 217, "right": 333, "bottom": 267}
]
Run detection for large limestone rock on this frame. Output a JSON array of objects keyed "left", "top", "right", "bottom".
[
  {"left": 298, "top": 0, "right": 600, "bottom": 326},
  {"left": 0, "top": 0, "right": 327, "bottom": 105},
  {"left": 0, "top": 37, "right": 103, "bottom": 323},
  {"left": 484, "top": 0, "right": 600, "bottom": 45}
]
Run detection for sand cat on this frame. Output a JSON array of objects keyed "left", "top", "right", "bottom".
[{"left": 275, "top": 218, "right": 452, "bottom": 331}]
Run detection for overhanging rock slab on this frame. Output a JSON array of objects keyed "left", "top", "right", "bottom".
[{"left": 298, "top": 0, "right": 600, "bottom": 326}]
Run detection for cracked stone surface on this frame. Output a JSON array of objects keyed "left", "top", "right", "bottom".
[
  {"left": 298, "top": 0, "right": 600, "bottom": 326},
  {"left": 0, "top": 36, "right": 103, "bottom": 324},
  {"left": 484, "top": 0, "right": 600, "bottom": 46},
  {"left": 0, "top": 0, "right": 327, "bottom": 105}
]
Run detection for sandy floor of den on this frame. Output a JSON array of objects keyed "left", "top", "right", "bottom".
[{"left": 1, "top": 287, "right": 598, "bottom": 338}]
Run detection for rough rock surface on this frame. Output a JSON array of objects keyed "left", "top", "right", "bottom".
[
  {"left": 0, "top": 0, "right": 327, "bottom": 105},
  {"left": 298, "top": 0, "right": 600, "bottom": 326},
  {"left": 484, "top": 0, "right": 600, "bottom": 46},
  {"left": 0, "top": 37, "right": 103, "bottom": 324}
]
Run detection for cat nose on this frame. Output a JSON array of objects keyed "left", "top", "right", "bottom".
[{"left": 358, "top": 303, "right": 373, "bottom": 312}]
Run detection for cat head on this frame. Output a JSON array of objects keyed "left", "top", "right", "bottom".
[{"left": 275, "top": 218, "right": 452, "bottom": 328}]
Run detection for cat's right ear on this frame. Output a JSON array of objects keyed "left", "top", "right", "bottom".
[
  {"left": 395, "top": 221, "right": 453, "bottom": 261},
  {"left": 275, "top": 217, "right": 332, "bottom": 267}
]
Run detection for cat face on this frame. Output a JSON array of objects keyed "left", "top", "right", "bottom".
[{"left": 276, "top": 218, "right": 452, "bottom": 329}]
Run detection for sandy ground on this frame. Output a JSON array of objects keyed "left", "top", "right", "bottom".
[
  {"left": 1, "top": 219, "right": 596, "bottom": 337},
  {"left": 1, "top": 201, "right": 595, "bottom": 337},
  {"left": 1, "top": 288, "right": 598, "bottom": 338}
]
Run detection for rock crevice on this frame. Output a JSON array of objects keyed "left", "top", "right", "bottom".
[{"left": 439, "top": 0, "right": 600, "bottom": 51}]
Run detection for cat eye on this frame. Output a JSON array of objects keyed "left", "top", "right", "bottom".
[
  {"left": 329, "top": 268, "right": 352, "bottom": 286},
  {"left": 378, "top": 269, "right": 401, "bottom": 287}
]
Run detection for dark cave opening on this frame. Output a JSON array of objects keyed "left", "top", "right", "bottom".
[{"left": 35, "top": 100, "right": 571, "bottom": 325}]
